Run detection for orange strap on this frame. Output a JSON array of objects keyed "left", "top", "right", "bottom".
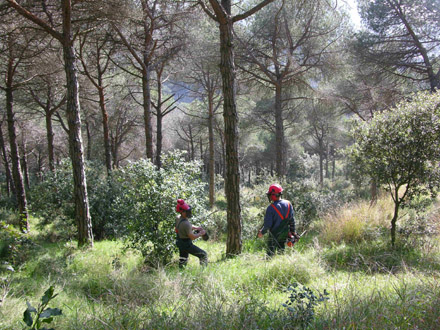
[{"left": 270, "top": 202, "right": 291, "bottom": 220}]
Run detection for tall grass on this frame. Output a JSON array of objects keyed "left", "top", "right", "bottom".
[
  {"left": 1, "top": 196, "right": 440, "bottom": 330},
  {"left": 317, "top": 197, "right": 393, "bottom": 245}
]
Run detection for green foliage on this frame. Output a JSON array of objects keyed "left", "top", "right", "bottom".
[
  {"left": 282, "top": 283, "right": 329, "bottom": 329},
  {"left": 30, "top": 160, "right": 113, "bottom": 240},
  {"left": 109, "top": 151, "right": 206, "bottom": 265},
  {"left": 347, "top": 91, "right": 440, "bottom": 244},
  {"left": 348, "top": 91, "right": 440, "bottom": 200},
  {"left": 23, "top": 286, "right": 62, "bottom": 330},
  {"left": 0, "top": 220, "right": 33, "bottom": 266},
  {"left": 29, "top": 151, "right": 207, "bottom": 265},
  {"left": 29, "top": 160, "right": 76, "bottom": 240}
]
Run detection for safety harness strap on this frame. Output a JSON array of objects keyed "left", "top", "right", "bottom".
[{"left": 270, "top": 202, "right": 291, "bottom": 220}]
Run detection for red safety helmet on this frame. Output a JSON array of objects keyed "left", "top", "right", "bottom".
[
  {"left": 267, "top": 184, "right": 283, "bottom": 195},
  {"left": 267, "top": 184, "right": 283, "bottom": 202},
  {"left": 176, "top": 199, "right": 191, "bottom": 213}
]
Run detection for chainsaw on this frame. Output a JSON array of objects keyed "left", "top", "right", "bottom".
[{"left": 286, "top": 230, "right": 307, "bottom": 247}]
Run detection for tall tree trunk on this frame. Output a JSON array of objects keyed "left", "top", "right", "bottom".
[
  {"left": 189, "top": 125, "right": 195, "bottom": 161},
  {"left": 156, "top": 113, "right": 163, "bottom": 167},
  {"left": 20, "top": 142, "right": 30, "bottom": 189},
  {"left": 35, "top": 150, "right": 43, "bottom": 181},
  {"left": 85, "top": 120, "right": 91, "bottom": 161},
  {"left": 199, "top": 136, "right": 204, "bottom": 169},
  {"left": 5, "top": 85, "right": 29, "bottom": 232},
  {"left": 319, "top": 149, "right": 324, "bottom": 186},
  {"left": 62, "top": 2, "right": 93, "bottom": 247},
  {"left": 318, "top": 139, "right": 325, "bottom": 186},
  {"left": 5, "top": 0, "right": 93, "bottom": 246},
  {"left": 45, "top": 110, "right": 55, "bottom": 172},
  {"left": 325, "top": 143, "right": 329, "bottom": 179},
  {"left": 155, "top": 76, "right": 163, "bottom": 168},
  {"left": 208, "top": 94, "right": 215, "bottom": 208},
  {"left": 98, "top": 86, "right": 112, "bottom": 174},
  {"left": 0, "top": 123, "right": 14, "bottom": 197},
  {"left": 274, "top": 82, "right": 285, "bottom": 177},
  {"left": 219, "top": 20, "right": 242, "bottom": 256},
  {"left": 142, "top": 68, "right": 154, "bottom": 160},
  {"left": 110, "top": 133, "right": 119, "bottom": 169},
  {"left": 331, "top": 145, "right": 335, "bottom": 180}
]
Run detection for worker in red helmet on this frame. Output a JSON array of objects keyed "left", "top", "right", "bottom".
[
  {"left": 175, "top": 199, "right": 208, "bottom": 268},
  {"left": 257, "top": 184, "right": 299, "bottom": 257}
]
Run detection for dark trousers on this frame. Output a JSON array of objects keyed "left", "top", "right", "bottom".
[
  {"left": 176, "top": 238, "right": 208, "bottom": 268},
  {"left": 267, "top": 231, "right": 286, "bottom": 257}
]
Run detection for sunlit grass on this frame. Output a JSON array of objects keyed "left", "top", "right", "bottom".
[
  {"left": 317, "top": 197, "right": 394, "bottom": 244},
  {"left": 2, "top": 196, "right": 440, "bottom": 329}
]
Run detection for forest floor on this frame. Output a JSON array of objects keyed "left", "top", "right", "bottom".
[{"left": 1, "top": 227, "right": 440, "bottom": 330}]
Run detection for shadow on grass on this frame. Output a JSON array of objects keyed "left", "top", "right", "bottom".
[{"left": 321, "top": 238, "right": 440, "bottom": 274}]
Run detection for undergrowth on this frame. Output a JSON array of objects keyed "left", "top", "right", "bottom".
[{"left": 1, "top": 196, "right": 439, "bottom": 330}]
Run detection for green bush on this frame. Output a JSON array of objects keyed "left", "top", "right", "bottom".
[
  {"left": 30, "top": 160, "right": 114, "bottom": 240},
  {"left": 0, "top": 220, "right": 33, "bottom": 266},
  {"left": 29, "top": 151, "right": 207, "bottom": 266},
  {"left": 29, "top": 160, "right": 76, "bottom": 238},
  {"left": 109, "top": 151, "right": 207, "bottom": 265}
]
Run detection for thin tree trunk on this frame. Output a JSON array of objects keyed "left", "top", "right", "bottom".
[
  {"left": 5, "top": 85, "right": 29, "bottom": 232},
  {"left": 325, "top": 143, "right": 329, "bottom": 179},
  {"left": 155, "top": 76, "right": 163, "bottom": 168},
  {"left": 208, "top": 94, "right": 215, "bottom": 208},
  {"left": 331, "top": 145, "right": 335, "bottom": 180},
  {"left": 391, "top": 196, "right": 400, "bottom": 247},
  {"left": 0, "top": 123, "right": 14, "bottom": 197},
  {"left": 199, "top": 136, "right": 203, "bottom": 167},
  {"left": 45, "top": 110, "right": 55, "bottom": 172},
  {"left": 35, "top": 150, "right": 43, "bottom": 181},
  {"left": 156, "top": 113, "right": 163, "bottom": 167},
  {"left": 274, "top": 82, "right": 285, "bottom": 177},
  {"left": 110, "top": 133, "right": 118, "bottom": 169},
  {"left": 98, "top": 86, "right": 112, "bottom": 174},
  {"left": 319, "top": 150, "right": 324, "bottom": 186},
  {"left": 189, "top": 125, "right": 195, "bottom": 161},
  {"left": 20, "top": 142, "right": 30, "bottom": 189},
  {"left": 142, "top": 68, "right": 154, "bottom": 160},
  {"left": 85, "top": 120, "right": 91, "bottom": 161}
]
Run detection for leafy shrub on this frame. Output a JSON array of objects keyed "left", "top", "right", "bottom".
[
  {"left": 0, "top": 220, "right": 33, "bottom": 266},
  {"left": 109, "top": 151, "right": 207, "bottom": 265},
  {"left": 30, "top": 160, "right": 113, "bottom": 240},
  {"left": 346, "top": 91, "right": 440, "bottom": 245},
  {"left": 29, "top": 160, "right": 76, "bottom": 239},
  {"left": 29, "top": 151, "right": 207, "bottom": 265},
  {"left": 399, "top": 206, "right": 440, "bottom": 239},
  {"left": 281, "top": 282, "right": 329, "bottom": 329}
]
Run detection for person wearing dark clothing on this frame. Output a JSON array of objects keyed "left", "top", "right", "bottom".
[
  {"left": 175, "top": 199, "right": 208, "bottom": 268},
  {"left": 258, "top": 184, "right": 299, "bottom": 256}
]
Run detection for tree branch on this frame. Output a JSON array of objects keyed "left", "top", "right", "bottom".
[
  {"left": 232, "top": 0, "right": 276, "bottom": 23},
  {"left": 6, "top": 0, "right": 63, "bottom": 42}
]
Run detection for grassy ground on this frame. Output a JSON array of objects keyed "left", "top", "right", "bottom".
[{"left": 1, "top": 200, "right": 440, "bottom": 329}]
